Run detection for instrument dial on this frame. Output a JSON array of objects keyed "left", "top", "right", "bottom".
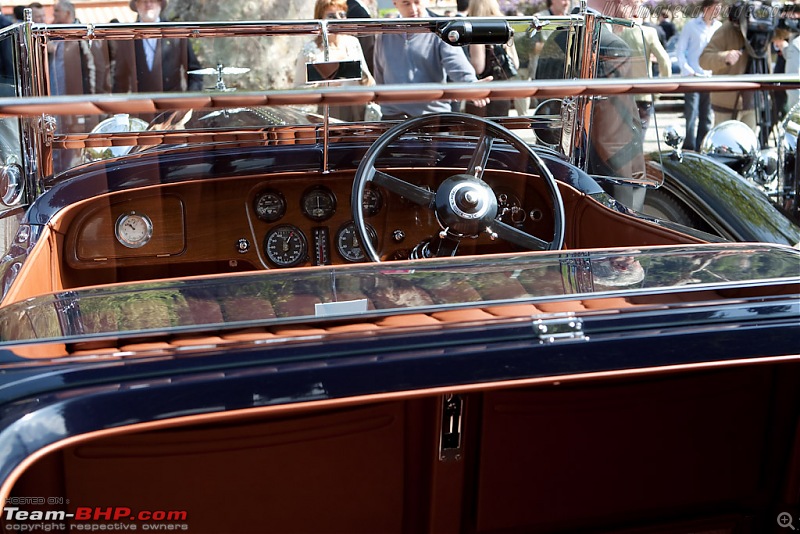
[
  {"left": 362, "top": 185, "right": 383, "bottom": 217},
  {"left": 115, "top": 212, "right": 153, "bottom": 249},
  {"left": 264, "top": 225, "right": 307, "bottom": 268},
  {"left": 336, "top": 221, "right": 377, "bottom": 263},
  {"left": 301, "top": 186, "right": 336, "bottom": 222},
  {"left": 254, "top": 189, "right": 286, "bottom": 222},
  {"left": 496, "top": 188, "right": 525, "bottom": 225}
]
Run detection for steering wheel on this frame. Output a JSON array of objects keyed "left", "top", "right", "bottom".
[{"left": 351, "top": 113, "right": 565, "bottom": 262}]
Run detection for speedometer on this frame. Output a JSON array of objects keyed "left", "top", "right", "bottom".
[
  {"left": 336, "top": 221, "right": 377, "bottom": 263},
  {"left": 264, "top": 225, "right": 307, "bottom": 268}
]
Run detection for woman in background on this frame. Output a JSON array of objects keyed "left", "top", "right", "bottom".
[
  {"left": 295, "top": 0, "right": 375, "bottom": 121},
  {"left": 464, "top": 0, "right": 519, "bottom": 118}
]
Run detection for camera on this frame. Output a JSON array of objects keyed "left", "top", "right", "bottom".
[{"left": 730, "top": 1, "right": 800, "bottom": 56}]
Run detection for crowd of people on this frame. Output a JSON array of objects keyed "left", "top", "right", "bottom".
[
  {"left": 0, "top": 0, "right": 795, "bottom": 152},
  {"left": 290, "top": 0, "right": 795, "bottom": 154}
]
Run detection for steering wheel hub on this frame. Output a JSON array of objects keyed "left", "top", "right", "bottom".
[{"left": 436, "top": 176, "right": 498, "bottom": 236}]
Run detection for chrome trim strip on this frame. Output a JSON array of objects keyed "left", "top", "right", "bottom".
[{"left": 0, "top": 75, "right": 795, "bottom": 119}]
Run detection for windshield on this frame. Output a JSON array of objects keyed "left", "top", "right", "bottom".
[
  {"left": 0, "top": 15, "right": 659, "bottom": 188},
  {"left": 1, "top": 244, "right": 796, "bottom": 343}
]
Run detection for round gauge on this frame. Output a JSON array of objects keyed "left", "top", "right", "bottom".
[
  {"left": 254, "top": 189, "right": 286, "bottom": 222},
  {"left": 301, "top": 186, "right": 336, "bottom": 222},
  {"left": 115, "top": 211, "right": 153, "bottom": 249},
  {"left": 362, "top": 186, "right": 383, "bottom": 217},
  {"left": 264, "top": 224, "right": 307, "bottom": 268},
  {"left": 496, "top": 189, "right": 525, "bottom": 225},
  {"left": 336, "top": 221, "right": 377, "bottom": 263}
]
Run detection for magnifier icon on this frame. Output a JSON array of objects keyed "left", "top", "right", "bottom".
[{"left": 779, "top": 512, "right": 796, "bottom": 530}]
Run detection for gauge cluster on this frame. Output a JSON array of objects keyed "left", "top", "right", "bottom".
[
  {"left": 252, "top": 182, "right": 385, "bottom": 267},
  {"left": 249, "top": 176, "right": 531, "bottom": 269},
  {"left": 75, "top": 173, "right": 533, "bottom": 273}
]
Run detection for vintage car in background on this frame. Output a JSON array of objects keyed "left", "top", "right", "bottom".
[
  {"left": 0, "top": 9, "right": 797, "bottom": 534},
  {"left": 643, "top": 1, "right": 800, "bottom": 236}
]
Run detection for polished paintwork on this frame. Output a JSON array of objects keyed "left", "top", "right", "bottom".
[{"left": 655, "top": 151, "right": 800, "bottom": 244}]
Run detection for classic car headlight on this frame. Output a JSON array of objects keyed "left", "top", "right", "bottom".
[
  {"left": 0, "top": 159, "right": 23, "bottom": 207},
  {"left": 83, "top": 114, "right": 148, "bottom": 162},
  {"left": 753, "top": 147, "right": 779, "bottom": 187},
  {"left": 782, "top": 127, "right": 797, "bottom": 156},
  {"left": 700, "top": 120, "right": 759, "bottom": 177},
  {"left": 781, "top": 102, "right": 799, "bottom": 155},
  {"left": 782, "top": 102, "right": 800, "bottom": 136}
]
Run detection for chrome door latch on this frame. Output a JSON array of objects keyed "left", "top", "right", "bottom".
[
  {"left": 439, "top": 393, "right": 463, "bottom": 462},
  {"left": 534, "top": 314, "right": 588, "bottom": 344}
]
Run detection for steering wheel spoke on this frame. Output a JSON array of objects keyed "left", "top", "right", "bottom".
[
  {"left": 373, "top": 169, "right": 435, "bottom": 208},
  {"left": 466, "top": 132, "right": 495, "bottom": 179},
  {"left": 490, "top": 220, "right": 550, "bottom": 251}
]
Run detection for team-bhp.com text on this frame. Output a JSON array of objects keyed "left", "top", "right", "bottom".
[{"left": 3, "top": 507, "right": 189, "bottom": 531}]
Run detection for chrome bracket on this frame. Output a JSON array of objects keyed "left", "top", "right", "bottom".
[
  {"left": 438, "top": 394, "right": 463, "bottom": 462},
  {"left": 560, "top": 96, "right": 577, "bottom": 157},
  {"left": 39, "top": 115, "right": 57, "bottom": 147},
  {"left": 533, "top": 314, "right": 588, "bottom": 344}
]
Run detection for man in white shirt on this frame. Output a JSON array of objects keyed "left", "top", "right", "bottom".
[
  {"left": 785, "top": 34, "right": 800, "bottom": 112},
  {"left": 675, "top": 0, "right": 721, "bottom": 150},
  {"left": 374, "top": 0, "right": 490, "bottom": 118}
]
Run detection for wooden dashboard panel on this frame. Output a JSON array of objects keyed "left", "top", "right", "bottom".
[
  {"left": 59, "top": 169, "right": 551, "bottom": 289},
  {"left": 73, "top": 194, "right": 186, "bottom": 262}
]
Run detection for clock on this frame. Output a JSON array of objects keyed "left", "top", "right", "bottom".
[{"left": 115, "top": 212, "right": 153, "bottom": 249}]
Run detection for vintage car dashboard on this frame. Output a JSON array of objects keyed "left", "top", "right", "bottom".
[{"left": 60, "top": 167, "right": 556, "bottom": 288}]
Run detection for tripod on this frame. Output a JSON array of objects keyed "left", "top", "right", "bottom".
[
  {"left": 742, "top": 19, "right": 779, "bottom": 147},
  {"left": 747, "top": 54, "right": 775, "bottom": 147}
]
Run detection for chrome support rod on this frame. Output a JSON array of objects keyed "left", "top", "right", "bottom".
[
  {"left": 18, "top": 15, "right": 48, "bottom": 199},
  {"left": 321, "top": 19, "right": 330, "bottom": 174}
]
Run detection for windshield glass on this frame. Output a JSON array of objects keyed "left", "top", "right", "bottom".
[
  {"left": 0, "top": 16, "right": 662, "bottom": 187},
  {"left": 1, "top": 244, "right": 796, "bottom": 343},
  {"left": 588, "top": 20, "right": 651, "bottom": 183}
]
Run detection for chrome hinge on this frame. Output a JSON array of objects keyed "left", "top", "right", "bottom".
[
  {"left": 39, "top": 115, "right": 57, "bottom": 147},
  {"left": 534, "top": 314, "right": 588, "bottom": 344},
  {"left": 438, "top": 394, "right": 463, "bottom": 462}
]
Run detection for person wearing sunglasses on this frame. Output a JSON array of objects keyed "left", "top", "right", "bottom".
[{"left": 295, "top": 0, "right": 376, "bottom": 121}]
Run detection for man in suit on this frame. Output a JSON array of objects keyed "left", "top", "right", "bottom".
[
  {"left": 346, "top": 0, "right": 375, "bottom": 74},
  {"left": 50, "top": 0, "right": 111, "bottom": 96},
  {"left": 0, "top": 4, "right": 13, "bottom": 89},
  {"left": 49, "top": 0, "right": 110, "bottom": 171},
  {"left": 112, "top": 0, "right": 202, "bottom": 93}
]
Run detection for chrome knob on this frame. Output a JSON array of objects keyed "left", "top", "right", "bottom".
[{"left": 463, "top": 190, "right": 478, "bottom": 206}]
